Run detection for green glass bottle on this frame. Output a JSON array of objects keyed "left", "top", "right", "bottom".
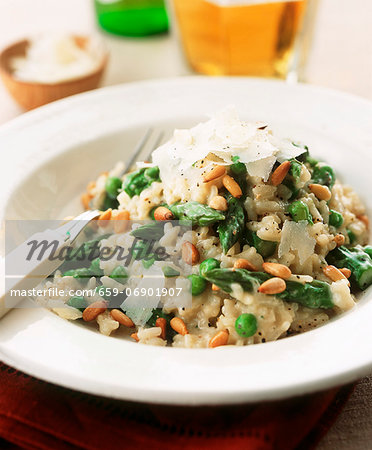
[{"left": 94, "top": 0, "right": 169, "bottom": 37}]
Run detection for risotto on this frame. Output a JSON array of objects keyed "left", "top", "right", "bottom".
[{"left": 43, "top": 108, "right": 372, "bottom": 348}]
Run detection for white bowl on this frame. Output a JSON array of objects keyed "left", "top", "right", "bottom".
[{"left": 0, "top": 77, "right": 371, "bottom": 405}]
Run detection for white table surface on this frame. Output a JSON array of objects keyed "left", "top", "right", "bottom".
[{"left": 0, "top": 0, "right": 371, "bottom": 448}]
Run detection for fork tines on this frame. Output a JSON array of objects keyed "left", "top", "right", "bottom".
[{"left": 120, "top": 129, "right": 165, "bottom": 177}]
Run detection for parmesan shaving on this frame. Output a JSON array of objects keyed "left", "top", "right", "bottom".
[
  {"left": 278, "top": 220, "right": 316, "bottom": 265},
  {"left": 246, "top": 156, "right": 277, "bottom": 181},
  {"left": 152, "top": 107, "right": 304, "bottom": 186}
]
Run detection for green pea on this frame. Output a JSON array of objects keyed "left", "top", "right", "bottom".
[
  {"left": 62, "top": 269, "right": 76, "bottom": 277},
  {"left": 188, "top": 274, "right": 207, "bottom": 296},
  {"left": 288, "top": 200, "right": 313, "bottom": 224},
  {"left": 162, "top": 266, "right": 180, "bottom": 277},
  {"left": 67, "top": 296, "right": 88, "bottom": 312},
  {"left": 364, "top": 246, "right": 372, "bottom": 259},
  {"left": 199, "top": 258, "right": 220, "bottom": 277},
  {"left": 89, "top": 258, "right": 103, "bottom": 276},
  {"left": 329, "top": 210, "right": 344, "bottom": 228},
  {"left": 145, "top": 166, "right": 160, "bottom": 179},
  {"left": 235, "top": 313, "right": 257, "bottom": 338},
  {"left": 73, "top": 267, "right": 92, "bottom": 279},
  {"left": 312, "top": 165, "right": 335, "bottom": 188},
  {"left": 110, "top": 266, "right": 128, "bottom": 283},
  {"left": 105, "top": 176, "right": 122, "bottom": 199}
]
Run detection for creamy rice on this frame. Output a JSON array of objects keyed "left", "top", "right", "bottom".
[{"left": 44, "top": 109, "right": 371, "bottom": 348}]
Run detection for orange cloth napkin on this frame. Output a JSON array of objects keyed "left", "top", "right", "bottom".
[{"left": 0, "top": 362, "right": 353, "bottom": 450}]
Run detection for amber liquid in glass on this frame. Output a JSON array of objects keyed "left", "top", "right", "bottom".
[{"left": 173, "top": 0, "right": 307, "bottom": 78}]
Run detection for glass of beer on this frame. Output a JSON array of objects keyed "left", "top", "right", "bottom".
[{"left": 171, "top": 0, "right": 318, "bottom": 80}]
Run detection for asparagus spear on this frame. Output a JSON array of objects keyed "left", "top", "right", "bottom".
[
  {"left": 203, "top": 268, "right": 334, "bottom": 309},
  {"left": 217, "top": 196, "right": 245, "bottom": 253},
  {"left": 170, "top": 201, "right": 225, "bottom": 226},
  {"left": 131, "top": 222, "right": 164, "bottom": 240},
  {"left": 277, "top": 280, "right": 333, "bottom": 309},
  {"left": 327, "top": 245, "right": 372, "bottom": 290},
  {"left": 230, "top": 157, "right": 248, "bottom": 197},
  {"left": 288, "top": 158, "right": 302, "bottom": 180},
  {"left": 244, "top": 230, "right": 277, "bottom": 258},
  {"left": 203, "top": 268, "right": 270, "bottom": 293},
  {"left": 279, "top": 154, "right": 303, "bottom": 200}
]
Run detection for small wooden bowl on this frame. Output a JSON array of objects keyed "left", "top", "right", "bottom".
[{"left": 0, "top": 36, "right": 108, "bottom": 110}]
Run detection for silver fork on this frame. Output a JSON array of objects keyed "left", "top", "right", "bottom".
[
  {"left": 119, "top": 128, "right": 165, "bottom": 176},
  {"left": 0, "top": 130, "right": 167, "bottom": 318},
  {"left": 0, "top": 209, "right": 100, "bottom": 318}
]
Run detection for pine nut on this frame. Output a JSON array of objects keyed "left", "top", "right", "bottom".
[
  {"left": 271, "top": 161, "right": 291, "bottom": 186},
  {"left": 339, "top": 268, "right": 351, "bottom": 278},
  {"left": 222, "top": 175, "right": 242, "bottom": 198},
  {"left": 258, "top": 277, "right": 286, "bottom": 295},
  {"left": 87, "top": 181, "right": 96, "bottom": 193},
  {"left": 262, "top": 262, "right": 291, "bottom": 279},
  {"left": 82, "top": 301, "right": 107, "bottom": 322},
  {"left": 154, "top": 206, "right": 174, "bottom": 221},
  {"left": 334, "top": 234, "right": 345, "bottom": 247},
  {"left": 114, "top": 210, "right": 130, "bottom": 233},
  {"left": 308, "top": 184, "right": 332, "bottom": 201},
  {"left": 98, "top": 209, "right": 112, "bottom": 227},
  {"left": 323, "top": 265, "right": 350, "bottom": 285},
  {"left": 358, "top": 214, "right": 369, "bottom": 228},
  {"left": 182, "top": 241, "right": 200, "bottom": 265},
  {"left": 209, "top": 195, "right": 228, "bottom": 211},
  {"left": 170, "top": 317, "right": 188, "bottom": 335},
  {"left": 130, "top": 332, "right": 139, "bottom": 342},
  {"left": 211, "top": 283, "right": 220, "bottom": 291},
  {"left": 233, "top": 259, "right": 258, "bottom": 271},
  {"left": 81, "top": 193, "right": 92, "bottom": 210},
  {"left": 110, "top": 309, "right": 135, "bottom": 327},
  {"left": 156, "top": 317, "right": 167, "bottom": 340},
  {"left": 209, "top": 330, "right": 229, "bottom": 348},
  {"left": 203, "top": 165, "right": 226, "bottom": 183}
]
